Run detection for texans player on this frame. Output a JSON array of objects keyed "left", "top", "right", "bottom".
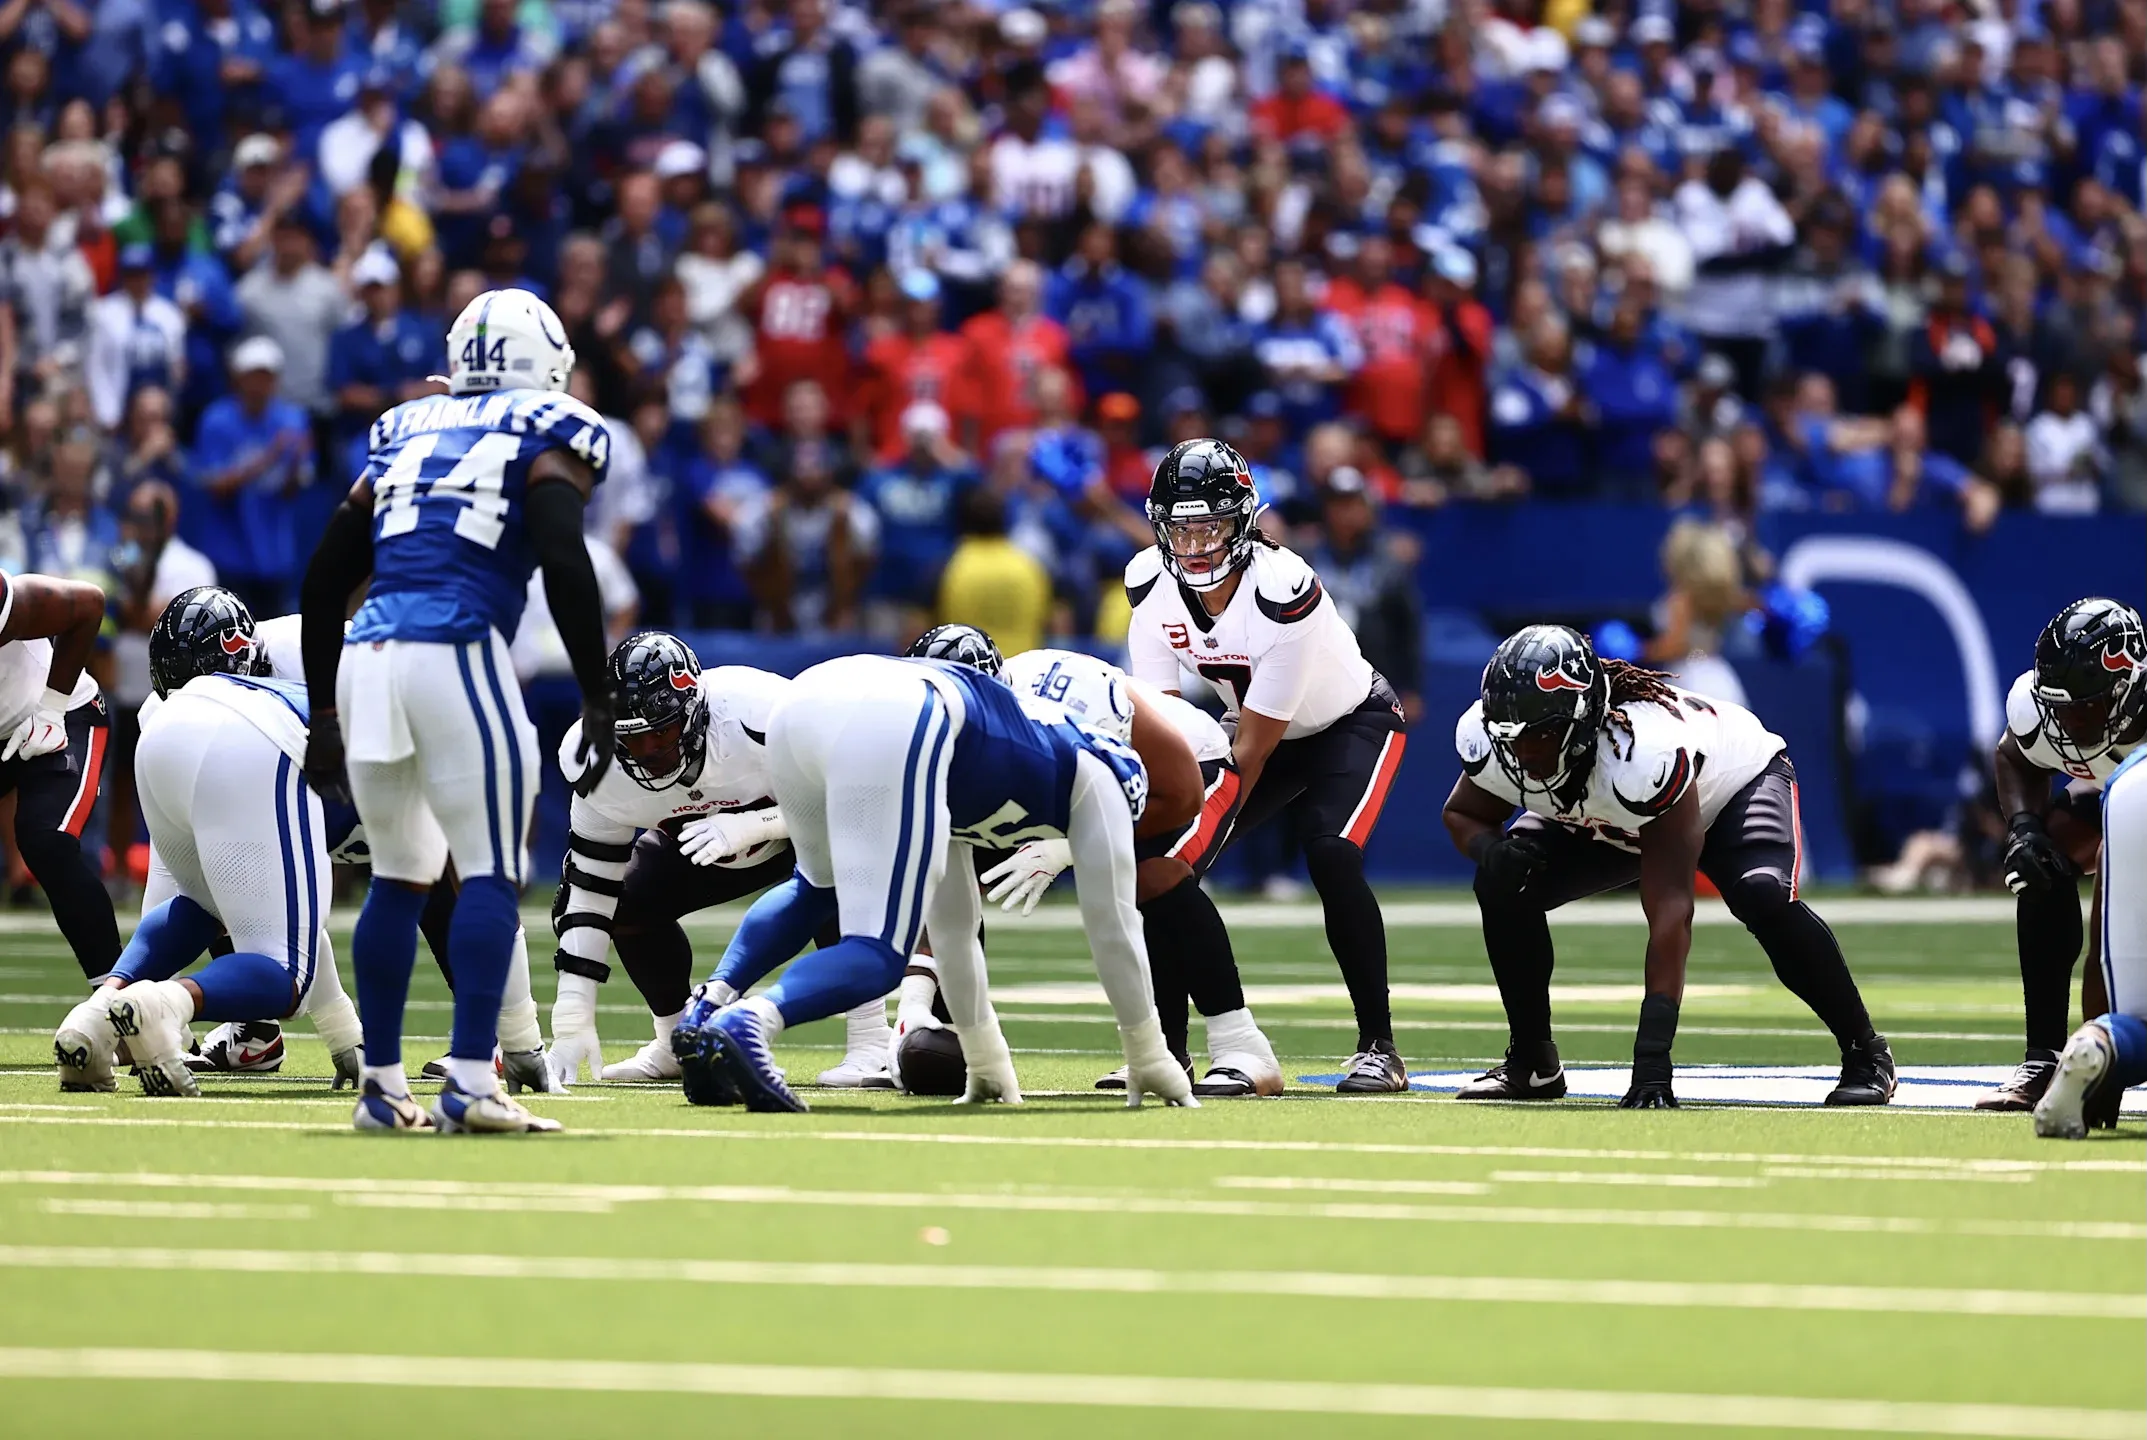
[
  {"left": 1442, "top": 626, "right": 1894, "bottom": 1108},
  {"left": 1981, "top": 598, "right": 2147, "bottom": 1110},
  {"left": 546, "top": 631, "right": 889, "bottom": 1092},
  {"left": 1124, "top": 439, "right": 1410, "bottom": 1092}
]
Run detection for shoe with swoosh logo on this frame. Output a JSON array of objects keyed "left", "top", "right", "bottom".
[{"left": 1455, "top": 1042, "right": 1567, "bottom": 1100}]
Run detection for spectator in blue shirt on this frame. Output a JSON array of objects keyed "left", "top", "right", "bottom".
[
  {"left": 430, "top": 84, "right": 526, "bottom": 270},
  {"left": 1490, "top": 314, "right": 1588, "bottom": 498},
  {"left": 675, "top": 395, "right": 767, "bottom": 629},
  {"left": 1253, "top": 258, "right": 1362, "bottom": 437},
  {"left": 267, "top": 0, "right": 362, "bottom": 158},
  {"left": 1774, "top": 199, "right": 1888, "bottom": 413},
  {"left": 325, "top": 246, "right": 436, "bottom": 477},
  {"left": 147, "top": 197, "right": 244, "bottom": 421},
  {"left": 1046, "top": 222, "right": 1154, "bottom": 403},
  {"left": 152, "top": 0, "right": 278, "bottom": 151},
  {"left": 857, "top": 400, "right": 974, "bottom": 633},
  {"left": 430, "top": 0, "right": 556, "bottom": 101},
  {"left": 1583, "top": 296, "right": 1681, "bottom": 500},
  {"left": 186, "top": 336, "right": 314, "bottom": 615}
]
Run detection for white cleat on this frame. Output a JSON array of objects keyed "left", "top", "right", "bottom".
[
  {"left": 2034, "top": 1024, "right": 2115, "bottom": 1140},
  {"left": 186, "top": 1020, "right": 285, "bottom": 1073},
  {"left": 54, "top": 990, "right": 120, "bottom": 1092},
  {"left": 1192, "top": 1050, "right": 1285, "bottom": 1098},
  {"left": 352, "top": 1079, "right": 436, "bottom": 1131},
  {"left": 106, "top": 984, "right": 200, "bottom": 1098},
  {"left": 502, "top": 1047, "right": 555, "bottom": 1094},
  {"left": 817, "top": 1050, "right": 893, "bottom": 1087},
  {"left": 1092, "top": 1065, "right": 1129, "bottom": 1090},
  {"left": 433, "top": 1078, "right": 563, "bottom": 1134},
  {"left": 601, "top": 1038, "right": 683, "bottom": 1082}
]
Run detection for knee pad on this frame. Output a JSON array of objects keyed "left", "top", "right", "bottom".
[
  {"left": 1723, "top": 868, "right": 1795, "bottom": 927},
  {"left": 1303, "top": 835, "right": 1364, "bottom": 887}
]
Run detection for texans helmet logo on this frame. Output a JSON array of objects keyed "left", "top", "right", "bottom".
[
  {"left": 1234, "top": 464, "right": 1254, "bottom": 489},
  {"left": 219, "top": 629, "right": 251, "bottom": 655},
  {"left": 1536, "top": 665, "right": 1588, "bottom": 693},
  {"left": 668, "top": 667, "right": 697, "bottom": 692},
  {"left": 2102, "top": 646, "right": 2137, "bottom": 673}
]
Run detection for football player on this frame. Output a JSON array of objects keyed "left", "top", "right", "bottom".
[
  {"left": 1979, "top": 598, "right": 2145, "bottom": 1110},
  {"left": 300, "top": 287, "right": 614, "bottom": 1135},
  {"left": 2034, "top": 743, "right": 2147, "bottom": 1138},
  {"left": 1441, "top": 625, "right": 1895, "bottom": 1108},
  {"left": 1124, "top": 438, "right": 1411, "bottom": 1092},
  {"left": 988, "top": 645, "right": 1282, "bottom": 1096},
  {"left": 545, "top": 630, "right": 890, "bottom": 1092},
  {"left": 674, "top": 650, "right": 1205, "bottom": 1112}
]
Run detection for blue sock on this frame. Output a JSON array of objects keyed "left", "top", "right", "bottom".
[
  {"left": 2097, "top": 1014, "right": 2147, "bottom": 1089},
  {"left": 190, "top": 951, "right": 298, "bottom": 1021},
  {"left": 447, "top": 875, "right": 519, "bottom": 1060},
  {"left": 109, "top": 897, "right": 224, "bottom": 984},
  {"left": 715, "top": 872, "right": 840, "bottom": 993},
  {"left": 763, "top": 935, "right": 905, "bottom": 1028},
  {"left": 353, "top": 878, "right": 430, "bottom": 1067}
]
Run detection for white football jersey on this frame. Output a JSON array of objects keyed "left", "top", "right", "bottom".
[
  {"left": 254, "top": 613, "right": 304, "bottom": 679},
  {"left": 1004, "top": 646, "right": 1231, "bottom": 763},
  {"left": 1457, "top": 686, "right": 1785, "bottom": 851},
  {"left": 561, "top": 665, "right": 792, "bottom": 845},
  {"left": 0, "top": 577, "right": 103, "bottom": 735},
  {"left": 2004, "top": 669, "right": 2143, "bottom": 789},
  {"left": 1124, "top": 542, "right": 1374, "bottom": 741}
]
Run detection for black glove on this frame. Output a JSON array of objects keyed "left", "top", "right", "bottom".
[
  {"left": 1480, "top": 830, "right": 1552, "bottom": 893},
  {"left": 570, "top": 700, "right": 615, "bottom": 798},
  {"left": 304, "top": 711, "right": 351, "bottom": 807},
  {"left": 2003, "top": 813, "right": 2071, "bottom": 895},
  {"left": 1618, "top": 1079, "right": 1679, "bottom": 1109}
]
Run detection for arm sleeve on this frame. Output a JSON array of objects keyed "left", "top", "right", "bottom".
[
  {"left": 1066, "top": 750, "right": 1158, "bottom": 1030},
  {"left": 552, "top": 796, "right": 637, "bottom": 981},
  {"left": 298, "top": 491, "right": 376, "bottom": 714},
  {"left": 922, "top": 841, "right": 994, "bottom": 1029},
  {"left": 525, "top": 477, "right": 609, "bottom": 704}
]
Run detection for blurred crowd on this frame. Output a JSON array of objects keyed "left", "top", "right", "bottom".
[{"left": 0, "top": 0, "right": 2143, "bottom": 702}]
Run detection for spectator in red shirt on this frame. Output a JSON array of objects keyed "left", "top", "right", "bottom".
[
  {"left": 856, "top": 270, "right": 971, "bottom": 462},
  {"left": 1250, "top": 49, "right": 1350, "bottom": 144},
  {"left": 958, "top": 258, "right": 1076, "bottom": 450},
  {"left": 743, "top": 209, "right": 856, "bottom": 427},
  {"left": 1096, "top": 391, "right": 1151, "bottom": 503},
  {"left": 1425, "top": 246, "right": 1494, "bottom": 458},
  {"left": 1326, "top": 235, "right": 1439, "bottom": 447}
]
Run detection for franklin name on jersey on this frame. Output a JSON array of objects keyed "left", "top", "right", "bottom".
[
  {"left": 1458, "top": 686, "right": 1786, "bottom": 850},
  {"left": 1123, "top": 542, "right": 1372, "bottom": 739}
]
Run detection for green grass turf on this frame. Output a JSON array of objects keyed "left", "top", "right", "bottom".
[{"left": 0, "top": 897, "right": 2140, "bottom": 1437}]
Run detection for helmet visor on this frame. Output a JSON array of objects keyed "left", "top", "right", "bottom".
[
  {"left": 617, "top": 717, "right": 689, "bottom": 785},
  {"left": 1162, "top": 514, "right": 1240, "bottom": 581}
]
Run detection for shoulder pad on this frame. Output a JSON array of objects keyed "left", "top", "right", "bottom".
[
  {"left": 704, "top": 665, "right": 788, "bottom": 741},
  {"left": 1455, "top": 701, "right": 1493, "bottom": 778},
  {"left": 515, "top": 392, "right": 613, "bottom": 477},
  {"left": 557, "top": 722, "right": 591, "bottom": 783},
  {"left": 1251, "top": 545, "right": 1323, "bottom": 625},
  {"left": 1124, "top": 547, "right": 1165, "bottom": 611},
  {"left": 1605, "top": 707, "right": 1698, "bottom": 819},
  {"left": 2004, "top": 671, "right": 2043, "bottom": 747}
]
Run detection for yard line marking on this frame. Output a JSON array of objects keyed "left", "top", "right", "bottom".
[
  {"left": 0, "top": 1113, "right": 2138, "bottom": 1173},
  {"left": 36, "top": 1200, "right": 312, "bottom": 1221},
  {"left": 0, "top": 1346, "right": 2132, "bottom": 1436},
  {"left": 0, "top": 1246, "right": 2138, "bottom": 1321},
  {"left": 1762, "top": 1166, "right": 2036, "bottom": 1185},
  {"left": 1220, "top": 1173, "right": 1768, "bottom": 1193},
  {"left": 993, "top": 982, "right": 1760, "bottom": 1007},
  {"left": 334, "top": 1194, "right": 616, "bottom": 1214},
  {"left": 1210, "top": 1177, "right": 1495, "bottom": 1196},
  {"left": 0, "top": 1171, "right": 2136, "bottom": 1241}
]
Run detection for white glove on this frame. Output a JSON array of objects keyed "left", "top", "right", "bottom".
[
  {"left": 1122, "top": 1017, "right": 1199, "bottom": 1109},
  {"left": 2, "top": 688, "right": 71, "bottom": 762},
  {"left": 547, "top": 972, "right": 603, "bottom": 1088},
  {"left": 980, "top": 838, "right": 1072, "bottom": 915},
  {"left": 678, "top": 809, "right": 784, "bottom": 867},
  {"left": 952, "top": 1021, "right": 1022, "bottom": 1105}
]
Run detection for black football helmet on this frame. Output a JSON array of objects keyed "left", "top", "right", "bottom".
[
  {"left": 2031, "top": 598, "right": 2147, "bottom": 769},
  {"left": 1146, "top": 437, "right": 1259, "bottom": 592},
  {"left": 149, "top": 586, "right": 266, "bottom": 698},
  {"left": 905, "top": 623, "right": 1003, "bottom": 678},
  {"left": 1481, "top": 624, "right": 1609, "bottom": 804},
  {"left": 607, "top": 631, "right": 710, "bottom": 789}
]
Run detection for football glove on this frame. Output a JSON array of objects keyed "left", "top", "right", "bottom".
[
  {"left": 1617, "top": 1080, "right": 1678, "bottom": 1109},
  {"left": 570, "top": 700, "right": 615, "bottom": 798},
  {"left": 678, "top": 807, "right": 786, "bottom": 867},
  {"left": 1480, "top": 829, "right": 1552, "bottom": 893},
  {"left": 2003, "top": 814, "right": 2070, "bottom": 895},
  {"left": 953, "top": 1021, "right": 1022, "bottom": 1105},
  {"left": 2, "top": 688, "right": 71, "bottom": 762},
  {"left": 546, "top": 972, "right": 603, "bottom": 1088},
  {"left": 980, "top": 839, "right": 1072, "bottom": 915},
  {"left": 303, "top": 711, "right": 351, "bottom": 806}
]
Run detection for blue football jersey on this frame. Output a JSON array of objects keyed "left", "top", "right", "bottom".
[
  {"left": 348, "top": 389, "right": 611, "bottom": 644},
  {"left": 916, "top": 660, "right": 1149, "bottom": 848},
  {"left": 198, "top": 674, "right": 367, "bottom": 863}
]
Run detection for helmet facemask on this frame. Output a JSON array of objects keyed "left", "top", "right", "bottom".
[
  {"left": 615, "top": 699, "right": 709, "bottom": 790},
  {"left": 2035, "top": 675, "right": 2135, "bottom": 770},
  {"left": 1153, "top": 506, "right": 1255, "bottom": 592}
]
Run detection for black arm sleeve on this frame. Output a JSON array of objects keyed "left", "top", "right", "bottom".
[
  {"left": 526, "top": 477, "right": 610, "bottom": 704},
  {"left": 299, "top": 496, "right": 375, "bottom": 715}
]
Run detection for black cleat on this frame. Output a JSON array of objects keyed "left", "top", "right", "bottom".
[
  {"left": 1455, "top": 1042, "right": 1566, "bottom": 1100},
  {"left": 673, "top": 1021, "right": 739, "bottom": 1107},
  {"left": 1974, "top": 1052, "right": 2057, "bottom": 1111},
  {"left": 1334, "top": 1039, "right": 1409, "bottom": 1094},
  {"left": 1826, "top": 1034, "right": 1897, "bottom": 1106}
]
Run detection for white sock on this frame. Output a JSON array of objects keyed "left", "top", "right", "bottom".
[
  {"left": 844, "top": 998, "right": 892, "bottom": 1056},
  {"left": 307, "top": 991, "right": 364, "bottom": 1057},
  {"left": 496, "top": 929, "right": 543, "bottom": 1052},
  {"left": 652, "top": 1009, "right": 682, "bottom": 1044},
  {"left": 897, "top": 960, "right": 940, "bottom": 1029},
  {"left": 740, "top": 994, "right": 787, "bottom": 1040},
  {"left": 362, "top": 1062, "right": 410, "bottom": 1098},
  {"left": 162, "top": 980, "right": 200, "bottom": 1025},
  {"left": 1203, "top": 1007, "right": 1268, "bottom": 1062},
  {"left": 447, "top": 1056, "right": 500, "bottom": 1097}
]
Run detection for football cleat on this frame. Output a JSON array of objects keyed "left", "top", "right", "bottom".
[
  {"left": 329, "top": 1047, "right": 362, "bottom": 1091},
  {"left": 352, "top": 1079, "right": 435, "bottom": 1131},
  {"left": 1193, "top": 1051, "right": 1285, "bottom": 1098},
  {"left": 707, "top": 1006, "right": 806, "bottom": 1113},
  {"left": 2034, "top": 1024, "right": 2115, "bottom": 1140},
  {"left": 1335, "top": 1039, "right": 1410, "bottom": 1094},
  {"left": 602, "top": 1037, "right": 683, "bottom": 1082},
  {"left": 1974, "top": 1053, "right": 2058, "bottom": 1111},
  {"left": 53, "top": 990, "right": 120, "bottom": 1092},
  {"left": 422, "top": 1049, "right": 504, "bottom": 1082},
  {"left": 1093, "top": 1066, "right": 1129, "bottom": 1090},
  {"left": 501, "top": 1047, "right": 555, "bottom": 1094},
  {"left": 817, "top": 1038, "right": 894, "bottom": 1088},
  {"left": 106, "top": 985, "right": 200, "bottom": 1098},
  {"left": 185, "top": 1020, "right": 285, "bottom": 1073},
  {"left": 1826, "top": 1035, "right": 1897, "bottom": 1106},
  {"left": 1455, "top": 1042, "right": 1567, "bottom": 1100},
  {"left": 674, "top": 1015, "right": 739, "bottom": 1107},
  {"left": 432, "top": 1077, "right": 563, "bottom": 1134}
]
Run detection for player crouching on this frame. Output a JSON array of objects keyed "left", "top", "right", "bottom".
[{"left": 1441, "top": 626, "right": 1894, "bottom": 1108}]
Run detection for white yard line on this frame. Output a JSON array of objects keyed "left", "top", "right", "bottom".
[
  {"left": 35, "top": 1199, "right": 312, "bottom": 1221},
  {"left": 0, "top": 1245, "right": 2137, "bottom": 1321},
  {"left": 0, "top": 1169, "right": 2135, "bottom": 1241},
  {"left": 0, "top": 1347, "right": 2132, "bottom": 1436}
]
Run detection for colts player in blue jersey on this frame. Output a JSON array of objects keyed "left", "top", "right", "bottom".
[
  {"left": 673, "top": 652, "right": 1206, "bottom": 1112},
  {"left": 299, "top": 288, "right": 617, "bottom": 1135}
]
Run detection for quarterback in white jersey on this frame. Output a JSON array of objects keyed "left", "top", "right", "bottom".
[
  {"left": 1443, "top": 625, "right": 1893, "bottom": 1109},
  {"left": 1124, "top": 438, "right": 1409, "bottom": 1093},
  {"left": 1981, "top": 598, "right": 2147, "bottom": 1111},
  {"left": 992, "top": 646, "right": 1281, "bottom": 1095},
  {"left": 547, "top": 631, "right": 890, "bottom": 1092}
]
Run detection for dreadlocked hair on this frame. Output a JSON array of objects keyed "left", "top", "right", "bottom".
[{"left": 1601, "top": 659, "right": 1683, "bottom": 757}]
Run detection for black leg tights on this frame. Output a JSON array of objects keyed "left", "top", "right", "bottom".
[
  {"left": 2015, "top": 883, "right": 2083, "bottom": 1054},
  {"left": 1721, "top": 875, "right": 1875, "bottom": 1048},
  {"left": 1303, "top": 835, "right": 1392, "bottom": 1049}
]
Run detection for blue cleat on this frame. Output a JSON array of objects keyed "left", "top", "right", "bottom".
[
  {"left": 674, "top": 986, "right": 739, "bottom": 1107},
  {"left": 352, "top": 1079, "right": 435, "bottom": 1132},
  {"left": 709, "top": 1005, "right": 808, "bottom": 1113}
]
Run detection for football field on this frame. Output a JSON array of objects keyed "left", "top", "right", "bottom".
[{"left": 0, "top": 895, "right": 2140, "bottom": 1437}]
